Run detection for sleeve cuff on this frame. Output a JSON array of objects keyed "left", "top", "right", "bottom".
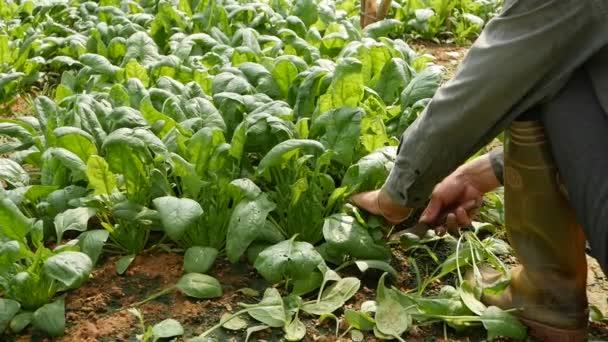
[{"left": 489, "top": 147, "right": 504, "bottom": 185}]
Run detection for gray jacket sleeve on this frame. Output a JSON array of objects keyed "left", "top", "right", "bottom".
[{"left": 382, "top": 0, "right": 608, "bottom": 207}]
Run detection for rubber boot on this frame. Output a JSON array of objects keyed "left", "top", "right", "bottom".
[{"left": 473, "top": 120, "right": 589, "bottom": 341}]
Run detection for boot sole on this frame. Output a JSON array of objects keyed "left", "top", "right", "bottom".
[{"left": 520, "top": 317, "right": 588, "bottom": 342}]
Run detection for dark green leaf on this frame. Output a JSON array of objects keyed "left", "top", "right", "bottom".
[
  {"left": 32, "top": 297, "right": 65, "bottom": 337},
  {"left": 176, "top": 273, "right": 223, "bottom": 299},
  {"left": 184, "top": 246, "right": 218, "bottom": 274},
  {"left": 322, "top": 214, "right": 390, "bottom": 260},
  {"left": 44, "top": 251, "right": 92, "bottom": 288},
  {"left": 77, "top": 230, "right": 109, "bottom": 265},
  {"left": 153, "top": 196, "right": 203, "bottom": 242},
  {"left": 345, "top": 309, "right": 375, "bottom": 331},
  {"left": 54, "top": 207, "right": 97, "bottom": 242},
  {"left": 254, "top": 238, "right": 324, "bottom": 283},
  {"left": 9, "top": 311, "right": 32, "bottom": 333},
  {"left": 0, "top": 158, "right": 29, "bottom": 187},
  {"left": 0, "top": 298, "right": 20, "bottom": 333},
  {"left": 226, "top": 194, "right": 276, "bottom": 263},
  {"left": 480, "top": 306, "right": 527, "bottom": 340},
  {"left": 310, "top": 107, "right": 364, "bottom": 166},
  {"left": 116, "top": 254, "right": 136, "bottom": 275}
]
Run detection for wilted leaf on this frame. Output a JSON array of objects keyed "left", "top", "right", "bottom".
[
  {"left": 152, "top": 318, "right": 184, "bottom": 338},
  {"left": 241, "top": 288, "right": 286, "bottom": 327}
]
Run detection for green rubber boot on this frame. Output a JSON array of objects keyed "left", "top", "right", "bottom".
[{"left": 473, "top": 120, "right": 589, "bottom": 341}]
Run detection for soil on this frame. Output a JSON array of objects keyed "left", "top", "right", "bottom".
[{"left": 3, "top": 239, "right": 605, "bottom": 342}]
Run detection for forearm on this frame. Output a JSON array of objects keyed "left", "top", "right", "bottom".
[{"left": 383, "top": 0, "right": 599, "bottom": 207}]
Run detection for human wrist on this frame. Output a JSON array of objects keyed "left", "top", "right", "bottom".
[
  {"left": 454, "top": 154, "right": 502, "bottom": 193},
  {"left": 378, "top": 189, "right": 413, "bottom": 223}
]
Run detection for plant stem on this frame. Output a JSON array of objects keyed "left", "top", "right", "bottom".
[
  {"left": 197, "top": 308, "right": 251, "bottom": 338},
  {"left": 130, "top": 286, "right": 175, "bottom": 308}
]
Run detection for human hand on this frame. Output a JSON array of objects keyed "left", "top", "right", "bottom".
[
  {"left": 349, "top": 189, "right": 414, "bottom": 225},
  {"left": 420, "top": 153, "right": 501, "bottom": 235}
]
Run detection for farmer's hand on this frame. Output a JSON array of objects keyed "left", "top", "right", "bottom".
[
  {"left": 349, "top": 189, "right": 414, "bottom": 225},
  {"left": 420, "top": 153, "right": 502, "bottom": 235}
]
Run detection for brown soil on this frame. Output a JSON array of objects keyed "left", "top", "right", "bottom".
[
  {"left": 411, "top": 40, "right": 469, "bottom": 80},
  {"left": 0, "top": 95, "right": 31, "bottom": 118}
]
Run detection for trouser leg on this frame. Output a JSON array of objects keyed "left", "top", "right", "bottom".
[{"left": 540, "top": 69, "right": 608, "bottom": 273}]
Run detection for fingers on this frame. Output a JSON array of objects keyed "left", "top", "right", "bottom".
[
  {"left": 435, "top": 200, "right": 481, "bottom": 236},
  {"left": 420, "top": 194, "right": 442, "bottom": 223}
]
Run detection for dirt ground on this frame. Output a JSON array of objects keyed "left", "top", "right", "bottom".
[{"left": 3, "top": 244, "right": 606, "bottom": 342}]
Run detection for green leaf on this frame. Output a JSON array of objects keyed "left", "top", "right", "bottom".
[
  {"left": 374, "top": 58, "right": 412, "bottom": 105},
  {"left": 342, "top": 147, "right": 396, "bottom": 192},
  {"left": 241, "top": 288, "right": 286, "bottom": 328},
  {"left": 9, "top": 311, "right": 32, "bottom": 333},
  {"left": 86, "top": 155, "right": 117, "bottom": 196},
  {"left": 0, "top": 158, "right": 29, "bottom": 187},
  {"left": 152, "top": 319, "right": 184, "bottom": 339},
  {"left": 32, "top": 297, "right": 65, "bottom": 337},
  {"left": 153, "top": 196, "right": 203, "bottom": 242},
  {"left": 221, "top": 313, "right": 248, "bottom": 330},
  {"left": 291, "top": 271, "right": 322, "bottom": 296},
  {"left": 44, "top": 251, "right": 93, "bottom": 288},
  {"left": 590, "top": 305, "right": 606, "bottom": 322},
  {"left": 0, "top": 189, "right": 34, "bottom": 240},
  {"left": 184, "top": 246, "right": 218, "bottom": 274},
  {"left": 226, "top": 194, "right": 276, "bottom": 263},
  {"left": 293, "top": 0, "right": 318, "bottom": 26},
  {"left": 54, "top": 207, "right": 97, "bottom": 242},
  {"left": 245, "top": 325, "right": 270, "bottom": 342},
  {"left": 125, "top": 59, "right": 149, "bottom": 87},
  {"left": 301, "top": 277, "right": 360, "bottom": 315},
  {"left": 116, "top": 254, "right": 136, "bottom": 275},
  {"left": 124, "top": 31, "right": 160, "bottom": 68},
  {"left": 364, "top": 19, "right": 403, "bottom": 39},
  {"left": 345, "top": 309, "right": 375, "bottom": 331},
  {"left": 400, "top": 66, "right": 442, "bottom": 108},
  {"left": 318, "top": 58, "right": 363, "bottom": 113},
  {"left": 176, "top": 273, "right": 223, "bottom": 299},
  {"left": 256, "top": 139, "right": 325, "bottom": 176},
  {"left": 310, "top": 107, "right": 364, "bottom": 166},
  {"left": 54, "top": 127, "right": 98, "bottom": 163},
  {"left": 354, "top": 260, "right": 398, "bottom": 278},
  {"left": 284, "top": 314, "right": 306, "bottom": 341},
  {"left": 375, "top": 273, "right": 412, "bottom": 338},
  {"left": 272, "top": 57, "right": 299, "bottom": 99},
  {"left": 0, "top": 298, "right": 20, "bottom": 333},
  {"left": 480, "top": 306, "right": 527, "bottom": 340},
  {"left": 254, "top": 238, "right": 324, "bottom": 283},
  {"left": 80, "top": 53, "right": 121, "bottom": 76},
  {"left": 77, "top": 229, "right": 109, "bottom": 265},
  {"left": 322, "top": 214, "right": 390, "bottom": 260},
  {"left": 459, "top": 279, "right": 486, "bottom": 316}
]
